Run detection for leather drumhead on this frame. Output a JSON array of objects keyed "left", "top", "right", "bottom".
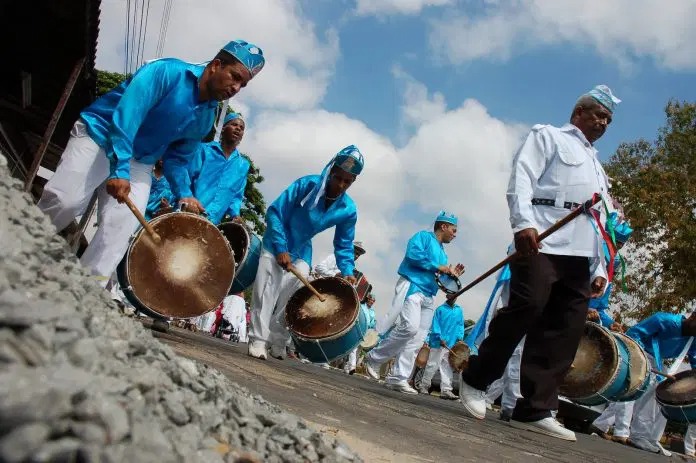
[
  {"left": 125, "top": 212, "right": 235, "bottom": 318},
  {"left": 360, "top": 329, "right": 380, "bottom": 350},
  {"left": 437, "top": 273, "right": 461, "bottom": 295},
  {"left": 286, "top": 277, "right": 359, "bottom": 340},
  {"left": 448, "top": 341, "right": 471, "bottom": 372},
  {"left": 561, "top": 322, "right": 618, "bottom": 399},
  {"left": 657, "top": 370, "right": 696, "bottom": 406}
]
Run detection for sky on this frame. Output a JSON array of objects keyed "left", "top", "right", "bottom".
[{"left": 95, "top": 0, "right": 696, "bottom": 321}]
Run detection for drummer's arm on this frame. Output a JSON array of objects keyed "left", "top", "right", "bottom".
[
  {"left": 334, "top": 213, "right": 357, "bottom": 281},
  {"left": 162, "top": 139, "right": 200, "bottom": 205},
  {"left": 265, "top": 179, "right": 304, "bottom": 256},
  {"left": 221, "top": 157, "right": 250, "bottom": 220}
]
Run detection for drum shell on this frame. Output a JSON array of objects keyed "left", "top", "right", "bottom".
[
  {"left": 561, "top": 322, "right": 630, "bottom": 406},
  {"left": 117, "top": 212, "right": 235, "bottom": 319},
  {"left": 292, "top": 305, "right": 368, "bottom": 363},
  {"left": 611, "top": 332, "right": 651, "bottom": 402},
  {"left": 218, "top": 222, "right": 262, "bottom": 294}
]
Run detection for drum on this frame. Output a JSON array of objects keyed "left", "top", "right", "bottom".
[
  {"left": 560, "top": 322, "right": 630, "bottom": 406},
  {"left": 656, "top": 370, "right": 696, "bottom": 423},
  {"left": 447, "top": 341, "right": 471, "bottom": 372},
  {"left": 353, "top": 270, "right": 371, "bottom": 302},
  {"left": 436, "top": 273, "right": 462, "bottom": 295},
  {"left": 286, "top": 277, "right": 367, "bottom": 363},
  {"left": 359, "top": 329, "right": 380, "bottom": 351},
  {"left": 612, "top": 332, "right": 651, "bottom": 402},
  {"left": 117, "top": 212, "right": 235, "bottom": 319},
  {"left": 218, "top": 221, "right": 262, "bottom": 293}
]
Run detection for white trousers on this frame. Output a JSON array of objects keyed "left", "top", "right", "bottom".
[
  {"left": 367, "top": 279, "right": 435, "bottom": 385},
  {"left": 420, "top": 347, "right": 454, "bottom": 392},
  {"left": 345, "top": 348, "right": 358, "bottom": 372},
  {"left": 685, "top": 425, "right": 696, "bottom": 456},
  {"left": 629, "top": 378, "right": 666, "bottom": 447},
  {"left": 37, "top": 121, "right": 153, "bottom": 283},
  {"left": 592, "top": 401, "right": 634, "bottom": 438},
  {"left": 486, "top": 338, "right": 524, "bottom": 412},
  {"left": 248, "top": 249, "right": 309, "bottom": 346},
  {"left": 196, "top": 313, "right": 215, "bottom": 333}
]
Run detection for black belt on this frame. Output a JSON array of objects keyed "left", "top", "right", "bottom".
[{"left": 531, "top": 198, "right": 582, "bottom": 210}]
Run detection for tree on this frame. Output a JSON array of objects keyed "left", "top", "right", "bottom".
[
  {"left": 465, "top": 319, "right": 476, "bottom": 328},
  {"left": 604, "top": 101, "right": 696, "bottom": 320},
  {"left": 96, "top": 70, "right": 128, "bottom": 96}
]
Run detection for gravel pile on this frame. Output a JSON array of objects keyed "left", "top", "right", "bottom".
[{"left": 0, "top": 153, "right": 361, "bottom": 463}]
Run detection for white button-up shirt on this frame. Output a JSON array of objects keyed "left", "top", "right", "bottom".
[
  {"left": 507, "top": 123, "right": 610, "bottom": 279},
  {"left": 312, "top": 254, "right": 340, "bottom": 278}
]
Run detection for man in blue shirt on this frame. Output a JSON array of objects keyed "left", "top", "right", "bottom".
[
  {"left": 144, "top": 160, "right": 174, "bottom": 220},
  {"left": 364, "top": 212, "right": 464, "bottom": 394},
  {"left": 182, "top": 112, "right": 250, "bottom": 225},
  {"left": 344, "top": 293, "right": 377, "bottom": 375},
  {"left": 247, "top": 145, "right": 365, "bottom": 360},
  {"left": 37, "top": 40, "right": 265, "bottom": 286},
  {"left": 417, "top": 298, "right": 465, "bottom": 400}
]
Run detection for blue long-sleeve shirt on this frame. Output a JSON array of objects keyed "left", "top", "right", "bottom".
[
  {"left": 361, "top": 303, "right": 376, "bottom": 330},
  {"left": 80, "top": 58, "right": 217, "bottom": 195},
  {"left": 397, "top": 231, "right": 448, "bottom": 297},
  {"left": 145, "top": 174, "right": 174, "bottom": 220},
  {"left": 589, "top": 282, "right": 615, "bottom": 327},
  {"left": 262, "top": 175, "right": 357, "bottom": 275},
  {"left": 626, "top": 312, "right": 696, "bottom": 369},
  {"left": 185, "top": 143, "right": 250, "bottom": 225},
  {"left": 427, "top": 302, "right": 465, "bottom": 349}
]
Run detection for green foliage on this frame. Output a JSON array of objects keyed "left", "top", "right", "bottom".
[
  {"left": 464, "top": 319, "right": 475, "bottom": 328},
  {"left": 238, "top": 153, "right": 267, "bottom": 235},
  {"left": 605, "top": 101, "right": 696, "bottom": 320},
  {"left": 96, "top": 70, "right": 128, "bottom": 96}
]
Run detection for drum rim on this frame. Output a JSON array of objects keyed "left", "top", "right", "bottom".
[
  {"left": 447, "top": 341, "right": 471, "bottom": 371},
  {"left": 436, "top": 272, "right": 462, "bottom": 295},
  {"left": 290, "top": 307, "right": 367, "bottom": 361},
  {"left": 121, "top": 211, "right": 235, "bottom": 319},
  {"left": 359, "top": 329, "right": 380, "bottom": 349},
  {"left": 218, "top": 221, "right": 252, "bottom": 269},
  {"left": 656, "top": 370, "right": 696, "bottom": 406},
  {"left": 611, "top": 332, "right": 651, "bottom": 401},
  {"left": 561, "top": 322, "right": 628, "bottom": 402}
]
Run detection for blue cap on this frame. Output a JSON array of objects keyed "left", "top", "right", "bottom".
[
  {"left": 586, "top": 85, "right": 621, "bottom": 113},
  {"left": 333, "top": 145, "right": 364, "bottom": 176},
  {"left": 224, "top": 112, "right": 242, "bottom": 125},
  {"left": 436, "top": 210, "right": 458, "bottom": 226},
  {"left": 221, "top": 40, "right": 265, "bottom": 78},
  {"left": 607, "top": 212, "right": 633, "bottom": 243}
]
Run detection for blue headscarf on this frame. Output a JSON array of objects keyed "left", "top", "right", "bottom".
[
  {"left": 607, "top": 212, "right": 633, "bottom": 243},
  {"left": 223, "top": 112, "right": 243, "bottom": 125},
  {"left": 300, "top": 145, "right": 365, "bottom": 210},
  {"left": 584, "top": 85, "right": 621, "bottom": 113},
  {"left": 436, "top": 210, "right": 458, "bottom": 226},
  {"left": 222, "top": 40, "right": 265, "bottom": 78}
]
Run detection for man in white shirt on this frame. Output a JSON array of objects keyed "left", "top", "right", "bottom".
[
  {"left": 459, "top": 85, "right": 620, "bottom": 442},
  {"left": 312, "top": 241, "right": 366, "bottom": 278},
  {"left": 222, "top": 292, "right": 247, "bottom": 341}
]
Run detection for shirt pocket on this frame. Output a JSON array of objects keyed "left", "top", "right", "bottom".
[{"left": 555, "top": 146, "right": 589, "bottom": 187}]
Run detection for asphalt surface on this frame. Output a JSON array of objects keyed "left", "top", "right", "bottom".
[{"left": 151, "top": 324, "right": 677, "bottom": 463}]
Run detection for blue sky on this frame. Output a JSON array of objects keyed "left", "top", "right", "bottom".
[{"left": 95, "top": 0, "right": 696, "bottom": 319}]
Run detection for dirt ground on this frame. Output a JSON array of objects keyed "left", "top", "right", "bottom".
[{"left": 152, "top": 325, "right": 678, "bottom": 463}]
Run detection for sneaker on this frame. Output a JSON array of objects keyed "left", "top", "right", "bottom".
[
  {"left": 627, "top": 437, "right": 661, "bottom": 453},
  {"left": 320, "top": 363, "right": 331, "bottom": 369},
  {"left": 510, "top": 417, "right": 576, "bottom": 442},
  {"left": 248, "top": 340, "right": 268, "bottom": 360},
  {"left": 417, "top": 385, "right": 430, "bottom": 395},
  {"left": 486, "top": 402, "right": 493, "bottom": 411},
  {"left": 459, "top": 381, "right": 487, "bottom": 420},
  {"left": 269, "top": 344, "right": 286, "bottom": 360},
  {"left": 440, "top": 390, "right": 459, "bottom": 400},
  {"left": 386, "top": 382, "right": 418, "bottom": 395},
  {"left": 499, "top": 409, "right": 512, "bottom": 422},
  {"left": 362, "top": 357, "right": 380, "bottom": 380},
  {"left": 344, "top": 368, "right": 356, "bottom": 375}
]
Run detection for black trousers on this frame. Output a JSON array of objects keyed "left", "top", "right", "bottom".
[{"left": 462, "top": 253, "right": 591, "bottom": 421}]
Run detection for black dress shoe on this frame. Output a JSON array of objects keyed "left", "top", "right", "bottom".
[{"left": 499, "top": 409, "right": 512, "bottom": 422}]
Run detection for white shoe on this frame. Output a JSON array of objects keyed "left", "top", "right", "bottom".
[
  {"left": 486, "top": 402, "right": 493, "bottom": 411},
  {"left": 386, "top": 382, "right": 418, "bottom": 395},
  {"left": 363, "top": 357, "right": 380, "bottom": 380},
  {"left": 269, "top": 344, "right": 286, "bottom": 360},
  {"left": 628, "top": 437, "right": 669, "bottom": 455},
  {"left": 248, "top": 340, "right": 267, "bottom": 360},
  {"left": 417, "top": 385, "right": 430, "bottom": 395},
  {"left": 510, "top": 417, "right": 576, "bottom": 442},
  {"left": 440, "top": 390, "right": 459, "bottom": 400},
  {"left": 459, "top": 381, "right": 487, "bottom": 419}
]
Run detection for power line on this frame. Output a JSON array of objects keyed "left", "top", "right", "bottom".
[
  {"left": 156, "top": 0, "right": 173, "bottom": 58},
  {"left": 124, "top": 0, "right": 131, "bottom": 75}
]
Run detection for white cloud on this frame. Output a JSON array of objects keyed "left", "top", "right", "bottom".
[
  {"left": 242, "top": 74, "right": 527, "bottom": 321},
  {"left": 354, "top": 0, "right": 454, "bottom": 16},
  {"left": 429, "top": 0, "right": 696, "bottom": 70},
  {"left": 96, "top": 0, "right": 338, "bottom": 109}
]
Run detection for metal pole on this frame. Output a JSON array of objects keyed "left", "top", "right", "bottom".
[
  {"left": 70, "top": 190, "right": 98, "bottom": 254},
  {"left": 24, "top": 57, "right": 86, "bottom": 193}
]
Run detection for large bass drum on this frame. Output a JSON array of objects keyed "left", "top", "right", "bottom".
[{"left": 117, "top": 212, "right": 235, "bottom": 319}]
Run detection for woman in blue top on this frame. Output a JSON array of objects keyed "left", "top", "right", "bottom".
[
  {"left": 37, "top": 40, "right": 264, "bottom": 285},
  {"left": 365, "top": 212, "right": 465, "bottom": 394},
  {"left": 247, "top": 145, "right": 365, "bottom": 361}
]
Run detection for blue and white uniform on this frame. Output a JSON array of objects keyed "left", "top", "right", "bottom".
[{"left": 419, "top": 302, "right": 465, "bottom": 394}]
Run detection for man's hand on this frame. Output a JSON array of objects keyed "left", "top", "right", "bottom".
[
  {"left": 609, "top": 322, "right": 624, "bottom": 333},
  {"left": 438, "top": 265, "right": 456, "bottom": 277},
  {"left": 340, "top": 273, "right": 357, "bottom": 285},
  {"left": 106, "top": 179, "right": 131, "bottom": 203},
  {"left": 514, "top": 228, "right": 541, "bottom": 256},
  {"left": 178, "top": 197, "right": 206, "bottom": 214},
  {"left": 587, "top": 309, "right": 600, "bottom": 322},
  {"left": 160, "top": 198, "right": 170, "bottom": 208},
  {"left": 590, "top": 277, "right": 607, "bottom": 298},
  {"left": 276, "top": 252, "right": 292, "bottom": 270},
  {"left": 453, "top": 263, "right": 466, "bottom": 277}
]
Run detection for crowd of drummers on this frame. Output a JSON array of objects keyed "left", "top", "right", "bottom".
[{"left": 35, "top": 36, "right": 696, "bottom": 458}]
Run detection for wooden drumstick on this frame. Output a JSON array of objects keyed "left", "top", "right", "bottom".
[
  {"left": 124, "top": 196, "right": 162, "bottom": 243},
  {"left": 651, "top": 368, "right": 676, "bottom": 381},
  {"left": 287, "top": 265, "right": 326, "bottom": 302}
]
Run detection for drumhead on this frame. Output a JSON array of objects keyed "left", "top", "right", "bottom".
[
  {"left": 436, "top": 273, "right": 461, "bottom": 295},
  {"left": 560, "top": 322, "right": 619, "bottom": 399},
  {"left": 122, "top": 212, "right": 235, "bottom": 319},
  {"left": 360, "top": 329, "right": 379, "bottom": 350},
  {"left": 657, "top": 370, "right": 696, "bottom": 406},
  {"left": 286, "top": 277, "right": 359, "bottom": 340},
  {"left": 218, "top": 221, "right": 250, "bottom": 268},
  {"left": 448, "top": 341, "right": 471, "bottom": 372}
]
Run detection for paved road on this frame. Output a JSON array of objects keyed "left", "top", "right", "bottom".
[{"left": 152, "top": 325, "right": 674, "bottom": 463}]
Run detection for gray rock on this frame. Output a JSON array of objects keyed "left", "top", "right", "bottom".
[
  {"left": 163, "top": 391, "right": 191, "bottom": 425},
  {"left": 0, "top": 422, "right": 51, "bottom": 463},
  {"left": 29, "top": 437, "right": 83, "bottom": 463},
  {"left": 0, "top": 290, "right": 73, "bottom": 328}
]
